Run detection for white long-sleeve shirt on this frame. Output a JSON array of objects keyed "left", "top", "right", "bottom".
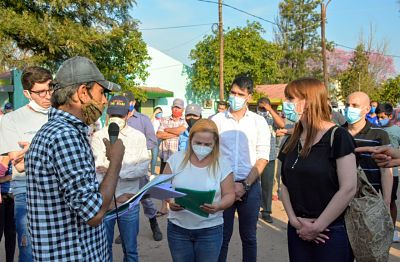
[
  {"left": 91, "top": 125, "right": 150, "bottom": 197},
  {"left": 211, "top": 109, "right": 270, "bottom": 181}
]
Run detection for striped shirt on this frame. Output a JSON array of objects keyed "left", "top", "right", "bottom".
[{"left": 344, "top": 121, "right": 390, "bottom": 187}]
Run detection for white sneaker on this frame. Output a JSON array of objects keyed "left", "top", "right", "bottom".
[{"left": 393, "top": 230, "right": 400, "bottom": 243}]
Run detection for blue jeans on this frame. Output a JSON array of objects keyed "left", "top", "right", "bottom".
[
  {"left": 150, "top": 142, "right": 160, "bottom": 176},
  {"left": 14, "top": 193, "right": 33, "bottom": 262},
  {"left": 167, "top": 221, "right": 223, "bottom": 262},
  {"left": 218, "top": 181, "right": 261, "bottom": 262},
  {"left": 287, "top": 220, "right": 354, "bottom": 262},
  {"left": 104, "top": 205, "right": 140, "bottom": 262}
]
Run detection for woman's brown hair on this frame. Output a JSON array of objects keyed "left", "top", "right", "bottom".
[
  {"left": 282, "top": 78, "right": 331, "bottom": 157},
  {"left": 179, "top": 119, "right": 220, "bottom": 176}
]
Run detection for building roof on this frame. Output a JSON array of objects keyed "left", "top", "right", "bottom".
[
  {"left": 139, "top": 86, "right": 174, "bottom": 99},
  {"left": 256, "top": 84, "right": 287, "bottom": 101}
]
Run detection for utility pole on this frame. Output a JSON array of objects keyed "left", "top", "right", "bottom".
[
  {"left": 218, "top": 0, "right": 224, "bottom": 101},
  {"left": 321, "top": 0, "right": 331, "bottom": 93}
]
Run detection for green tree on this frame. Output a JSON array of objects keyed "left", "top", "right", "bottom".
[
  {"left": 275, "top": 0, "right": 322, "bottom": 81},
  {"left": 375, "top": 75, "right": 400, "bottom": 105},
  {"left": 189, "top": 22, "right": 283, "bottom": 98},
  {"left": 0, "top": 0, "right": 150, "bottom": 100},
  {"left": 338, "top": 44, "right": 378, "bottom": 99}
]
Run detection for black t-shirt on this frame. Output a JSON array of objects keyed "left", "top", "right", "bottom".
[
  {"left": 278, "top": 126, "right": 356, "bottom": 219},
  {"left": 343, "top": 121, "right": 390, "bottom": 188}
]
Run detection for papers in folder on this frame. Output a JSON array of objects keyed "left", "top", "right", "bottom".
[
  {"left": 104, "top": 174, "right": 185, "bottom": 221},
  {"left": 174, "top": 188, "right": 216, "bottom": 218}
]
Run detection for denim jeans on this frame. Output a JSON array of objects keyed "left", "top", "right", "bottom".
[
  {"left": 104, "top": 205, "right": 140, "bottom": 262},
  {"left": 287, "top": 220, "right": 354, "bottom": 262},
  {"left": 14, "top": 193, "right": 33, "bottom": 262},
  {"left": 167, "top": 221, "right": 223, "bottom": 262},
  {"left": 218, "top": 181, "right": 261, "bottom": 262},
  {"left": 150, "top": 143, "right": 159, "bottom": 176},
  {"left": 261, "top": 160, "right": 275, "bottom": 215}
]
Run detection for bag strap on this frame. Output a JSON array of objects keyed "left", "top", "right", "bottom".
[{"left": 330, "top": 126, "right": 339, "bottom": 147}]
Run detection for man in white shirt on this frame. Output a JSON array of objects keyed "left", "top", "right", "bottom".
[
  {"left": 212, "top": 75, "right": 270, "bottom": 262},
  {"left": 92, "top": 95, "right": 150, "bottom": 261},
  {"left": 0, "top": 66, "right": 52, "bottom": 262}
]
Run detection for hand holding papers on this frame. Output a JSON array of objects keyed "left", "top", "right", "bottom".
[
  {"left": 104, "top": 174, "right": 185, "bottom": 221},
  {"left": 174, "top": 188, "right": 216, "bottom": 218}
]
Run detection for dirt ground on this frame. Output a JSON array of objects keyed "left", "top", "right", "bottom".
[{"left": 2, "top": 198, "right": 399, "bottom": 262}]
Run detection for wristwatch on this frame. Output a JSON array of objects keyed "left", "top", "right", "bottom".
[{"left": 241, "top": 181, "right": 251, "bottom": 192}]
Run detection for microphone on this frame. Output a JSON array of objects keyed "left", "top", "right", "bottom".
[{"left": 108, "top": 122, "right": 120, "bottom": 144}]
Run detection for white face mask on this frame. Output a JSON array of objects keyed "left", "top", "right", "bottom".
[
  {"left": 109, "top": 117, "right": 126, "bottom": 130},
  {"left": 26, "top": 92, "right": 50, "bottom": 114},
  {"left": 192, "top": 144, "right": 213, "bottom": 161},
  {"left": 228, "top": 95, "right": 247, "bottom": 111},
  {"left": 28, "top": 99, "right": 49, "bottom": 114}
]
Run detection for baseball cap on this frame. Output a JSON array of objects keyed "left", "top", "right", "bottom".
[
  {"left": 122, "top": 91, "right": 135, "bottom": 102},
  {"left": 4, "top": 103, "right": 13, "bottom": 110},
  {"left": 107, "top": 96, "right": 130, "bottom": 116},
  {"left": 185, "top": 104, "right": 201, "bottom": 116},
  {"left": 172, "top": 98, "right": 184, "bottom": 109},
  {"left": 53, "top": 56, "right": 121, "bottom": 92}
]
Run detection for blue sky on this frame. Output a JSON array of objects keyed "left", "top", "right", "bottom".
[{"left": 131, "top": 0, "right": 400, "bottom": 73}]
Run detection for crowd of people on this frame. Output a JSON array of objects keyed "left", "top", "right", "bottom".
[{"left": 0, "top": 56, "right": 398, "bottom": 262}]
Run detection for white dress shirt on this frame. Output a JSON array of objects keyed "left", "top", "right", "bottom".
[
  {"left": 212, "top": 109, "right": 270, "bottom": 181},
  {"left": 91, "top": 125, "right": 150, "bottom": 197}
]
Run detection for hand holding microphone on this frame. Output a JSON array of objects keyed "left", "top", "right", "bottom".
[{"left": 103, "top": 122, "right": 125, "bottom": 164}]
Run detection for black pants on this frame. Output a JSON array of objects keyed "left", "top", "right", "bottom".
[
  {"left": 0, "top": 193, "right": 16, "bottom": 262},
  {"left": 160, "top": 160, "right": 167, "bottom": 174}
]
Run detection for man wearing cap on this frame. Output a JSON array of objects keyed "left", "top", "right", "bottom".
[
  {"left": 119, "top": 91, "right": 163, "bottom": 242},
  {"left": 157, "top": 98, "right": 188, "bottom": 173},
  {"left": 92, "top": 95, "right": 150, "bottom": 261},
  {"left": 178, "top": 103, "right": 202, "bottom": 151},
  {"left": 3, "top": 103, "right": 14, "bottom": 114},
  {"left": 25, "top": 56, "right": 125, "bottom": 261},
  {"left": 0, "top": 66, "right": 53, "bottom": 262}
]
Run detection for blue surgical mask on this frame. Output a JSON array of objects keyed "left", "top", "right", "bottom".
[
  {"left": 129, "top": 105, "right": 135, "bottom": 112},
  {"left": 380, "top": 118, "right": 389, "bottom": 127},
  {"left": 228, "top": 95, "right": 247, "bottom": 111},
  {"left": 155, "top": 112, "right": 162, "bottom": 119},
  {"left": 257, "top": 111, "right": 268, "bottom": 117},
  {"left": 344, "top": 107, "right": 362, "bottom": 124},
  {"left": 370, "top": 106, "right": 376, "bottom": 114},
  {"left": 283, "top": 102, "right": 299, "bottom": 122}
]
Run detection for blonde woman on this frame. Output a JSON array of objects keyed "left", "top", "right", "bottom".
[
  {"left": 279, "top": 78, "right": 357, "bottom": 262},
  {"left": 163, "top": 119, "right": 235, "bottom": 262}
]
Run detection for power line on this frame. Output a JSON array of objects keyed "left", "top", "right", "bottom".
[
  {"left": 335, "top": 43, "right": 400, "bottom": 59},
  {"left": 197, "top": 0, "right": 276, "bottom": 25},
  {"left": 160, "top": 29, "right": 211, "bottom": 52},
  {"left": 197, "top": 0, "right": 320, "bottom": 34},
  {"left": 139, "top": 22, "right": 215, "bottom": 30}
]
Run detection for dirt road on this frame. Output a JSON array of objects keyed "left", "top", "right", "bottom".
[{"left": 2, "top": 199, "right": 399, "bottom": 261}]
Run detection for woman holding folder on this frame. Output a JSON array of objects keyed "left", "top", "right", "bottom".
[{"left": 163, "top": 119, "right": 235, "bottom": 262}]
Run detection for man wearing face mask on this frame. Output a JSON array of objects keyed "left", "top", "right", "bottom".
[
  {"left": 0, "top": 66, "right": 52, "bottom": 262},
  {"left": 375, "top": 102, "right": 400, "bottom": 242},
  {"left": 256, "top": 97, "right": 284, "bottom": 224},
  {"left": 178, "top": 103, "right": 202, "bottom": 151},
  {"left": 343, "top": 92, "right": 392, "bottom": 207},
  {"left": 157, "top": 98, "right": 188, "bottom": 173},
  {"left": 119, "top": 91, "right": 163, "bottom": 242},
  {"left": 92, "top": 95, "right": 150, "bottom": 261},
  {"left": 211, "top": 75, "right": 270, "bottom": 262},
  {"left": 24, "top": 56, "right": 125, "bottom": 261},
  {"left": 366, "top": 100, "right": 380, "bottom": 126}
]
